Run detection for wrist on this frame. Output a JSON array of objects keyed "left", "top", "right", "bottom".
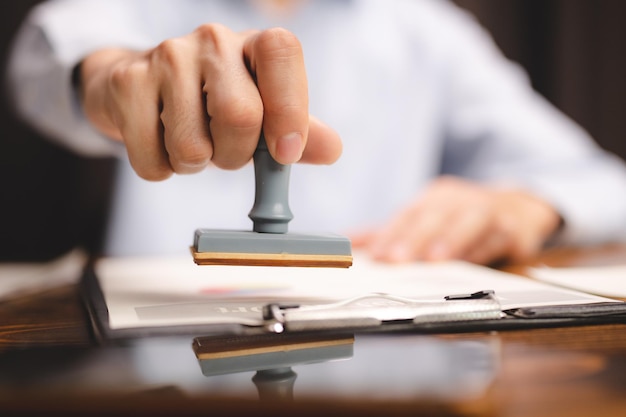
[{"left": 495, "top": 188, "right": 563, "bottom": 261}]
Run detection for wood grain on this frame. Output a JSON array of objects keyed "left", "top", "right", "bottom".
[
  {"left": 0, "top": 285, "right": 92, "bottom": 352},
  {"left": 3, "top": 245, "right": 626, "bottom": 417}
]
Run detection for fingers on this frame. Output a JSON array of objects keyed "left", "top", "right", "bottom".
[
  {"left": 368, "top": 204, "right": 447, "bottom": 263},
  {"left": 424, "top": 205, "right": 493, "bottom": 261},
  {"left": 196, "top": 25, "right": 264, "bottom": 169},
  {"left": 360, "top": 177, "right": 558, "bottom": 265},
  {"left": 346, "top": 229, "right": 379, "bottom": 248},
  {"left": 299, "top": 115, "right": 342, "bottom": 164},
  {"left": 156, "top": 25, "right": 265, "bottom": 172},
  {"left": 152, "top": 25, "right": 267, "bottom": 172},
  {"left": 105, "top": 53, "right": 173, "bottom": 181},
  {"left": 365, "top": 177, "right": 484, "bottom": 263},
  {"left": 366, "top": 204, "right": 500, "bottom": 264},
  {"left": 82, "top": 25, "right": 339, "bottom": 182},
  {"left": 81, "top": 49, "right": 172, "bottom": 180},
  {"left": 155, "top": 37, "right": 213, "bottom": 174},
  {"left": 243, "top": 28, "right": 309, "bottom": 164}
]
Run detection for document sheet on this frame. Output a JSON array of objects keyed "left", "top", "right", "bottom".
[
  {"left": 530, "top": 264, "right": 626, "bottom": 298},
  {"left": 94, "top": 252, "right": 616, "bottom": 330}
]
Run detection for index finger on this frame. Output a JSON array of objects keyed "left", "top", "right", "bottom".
[{"left": 243, "top": 28, "right": 308, "bottom": 164}]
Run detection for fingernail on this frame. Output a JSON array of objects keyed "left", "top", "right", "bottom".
[
  {"left": 179, "top": 161, "right": 209, "bottom": 170},
  {"left": 276, "top": 132, "right": 303, "bottom": 163}
]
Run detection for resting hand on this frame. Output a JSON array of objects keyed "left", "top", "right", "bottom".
[
  {"left": 350, "top": 176, "right": 562, "bottom": 265},
  {"left": 79, "top": 24, "right": 342, "bottom": 180}
]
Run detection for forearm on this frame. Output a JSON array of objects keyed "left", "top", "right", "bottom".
[
  {"left": 434, "top": 3, "right": 626, "bottom": 245},
  {"left": 6, "top": 0, "right": 153, "bottom": 157},
  {"left": 6, "top": 24, "right": 120, "bottom": 156}
]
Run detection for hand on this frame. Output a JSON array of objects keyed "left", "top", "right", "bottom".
[
  {"left": 350, "top": 176, "right": 562, "bottom": 265},
  {"left": 79, "top": 24, "right": 342, "bottom": 180}
]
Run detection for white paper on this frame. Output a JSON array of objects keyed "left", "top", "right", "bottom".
[
  {"left": 530, "top": 264, "right": 626, "bottom": 298},
  {"left": 95, "top": 252, "right": 616, "bottom": 330}
]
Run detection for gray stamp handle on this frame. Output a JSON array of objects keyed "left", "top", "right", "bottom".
[{"left": 248, "top": 134, "right": 294, "bottom": 234}]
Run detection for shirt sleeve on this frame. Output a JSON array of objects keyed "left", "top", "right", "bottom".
[
  {"left": 5, "top": 0, "right": 154, "bottom": 156},
  {"left": 420, "top": 0, "right": 626, "bottom": 245}
]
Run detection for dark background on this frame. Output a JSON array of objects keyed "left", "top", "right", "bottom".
[
  {"left": 0, "top": 0, "right": 116, "bottom": 261},
  {"left": 1, "top": 1, "right": 625, "bottom": 261}
]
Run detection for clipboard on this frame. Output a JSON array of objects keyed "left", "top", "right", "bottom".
[{"left": 80, "top": 259, "right": 626, "bottom": 342}]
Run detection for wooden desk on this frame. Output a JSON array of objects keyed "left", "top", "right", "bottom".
[{"left": 1, "top": 246, "right": 626, "bottom": 416}]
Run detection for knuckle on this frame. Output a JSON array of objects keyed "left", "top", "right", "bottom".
[
  {"left": 152, "top": 37, "right": 189, "bottom": 70},
  {"left": 194, "top": 23, "right": 230, "bottom": 43},
  {"left": 193, "top": 23, "right": 233, "bottom": 57},
  {"left": 108, "top": 61, "right": 146, "bottom": 95},
  {"left": 212, "top": 96, "right": 264, "bottom": 131}
]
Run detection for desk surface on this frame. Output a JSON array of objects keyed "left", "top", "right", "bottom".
[{"left": 2, "top": 246, "right": 626, "bottom": 417}]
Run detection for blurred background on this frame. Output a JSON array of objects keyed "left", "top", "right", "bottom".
[{"left": 1, "top": 0, "right": 625, "bottom": 261}]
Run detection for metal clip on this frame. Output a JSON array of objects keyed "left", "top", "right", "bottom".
[{"left": 263, "top": 291, "right": 502, "bottom": 333}]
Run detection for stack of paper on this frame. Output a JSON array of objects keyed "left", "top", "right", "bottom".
[{"left": 94, "top": 252, "right": 616, "bottom": 331}]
